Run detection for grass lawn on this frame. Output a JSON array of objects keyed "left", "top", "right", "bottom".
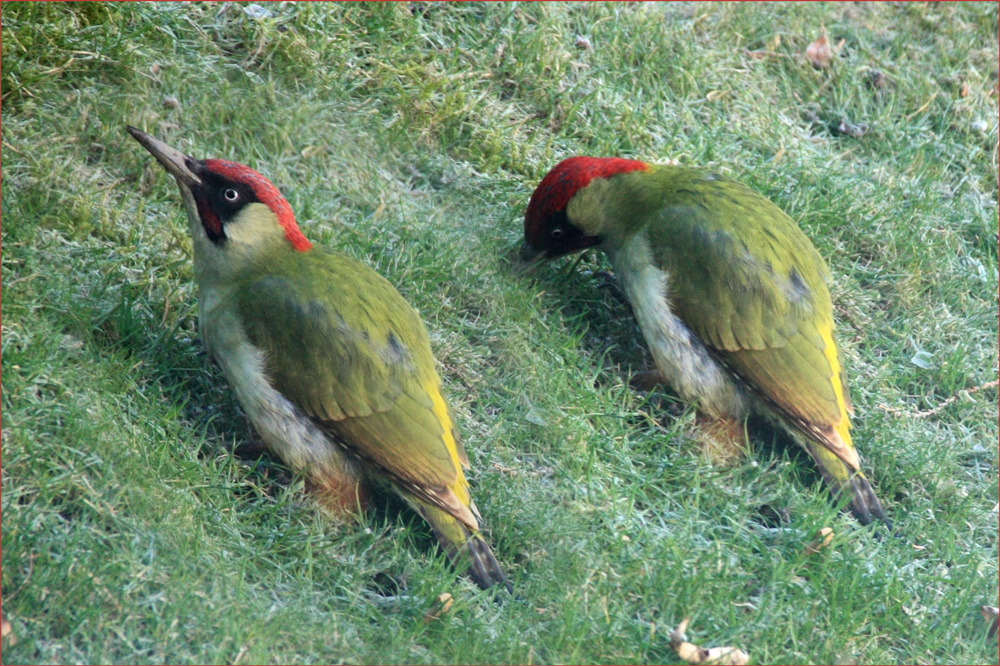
[{"left": 2, "top": 2, "right": 998, "bottom": 663}]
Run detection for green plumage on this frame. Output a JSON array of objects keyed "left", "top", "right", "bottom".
[
  {"left": 127, "top": 126, "right": 508, "bottom": 590},
  {"left": 232, "top": 246, "right": 509, "bottom": 586},
  {"left": 616, "top": 167, "right": 847, "bottom": 428},
  {"left": 524, "top": 157, "right": 886, "bottom": 524},
  {"left": 236, "top": 247, "right": 464, "bottom": 491}
]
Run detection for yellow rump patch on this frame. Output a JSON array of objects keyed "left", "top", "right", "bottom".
[
  {"left": 425, "top": 379, "right": 472, "bottom": 506},
  {"left": 819, "top": 325, "right": 852, "bottom": 448}
]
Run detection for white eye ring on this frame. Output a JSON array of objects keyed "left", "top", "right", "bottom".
[
  {"left": 224, "top": 188, "right": 239, "bottom": 202},
  {"left": 550, "top": 227, "right": 565, "bottom": 239}
]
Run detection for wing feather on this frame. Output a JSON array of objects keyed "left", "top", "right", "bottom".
[
  {"left": 237, "top": 249, "right": 472, "bottom": 518},
  {"left": 647, "top": 169, "right": 856, "bottom": 465}
]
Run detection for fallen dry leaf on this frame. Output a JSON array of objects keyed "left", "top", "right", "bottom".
[
  {"left": 805, "top": 527, "right": 834, "bottom": 555},
  {"left": 960, "top": 81, "right": 970, "bottom": 98},
  {"left": 806, "top": 31, "right": 832, "bottom": 69},
  {"left": 1, "top": 610, "right": 15, "bottom": 646},
  {"left": 670, "top": 617, "right": 749, "bottom": 665},
  {"left": 423, "top": 592, "right": 454, "bottom": 623},
  {"left": 982, "top": 605, "right": 999, "bottom": 639}
]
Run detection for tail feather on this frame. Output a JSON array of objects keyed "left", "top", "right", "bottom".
[
  {"left": 464, "top": 532, "right": 511, "bottom": 593},
  {"left": 803, "top": 438, "right": 889, "bottom": 527},
  {"left": 406, "top": 497, "right": 511, "bottom": 592}
]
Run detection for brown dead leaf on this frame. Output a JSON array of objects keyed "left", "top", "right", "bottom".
[
  {"left": 423, "top": 592, "right": 454, "bottom": 623},
  {"left": 806, "top": 31, "right": 832, "bottom": 69},
  {"left": 805, "top": 527, "right": 834, "bottom": 555},
  {"left": 1, "top": 610, "right": 15, "bottom": 646},
  {"left": 982, "top": 605, "right": 999, "bottom": 639},
  {"left": 670, "top": 617, "right": 749, "bottom": 665},
  {"left": 960, "top": 81, "right": 970, "bottom": 98}
]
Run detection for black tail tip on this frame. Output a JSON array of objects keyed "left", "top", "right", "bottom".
[
  {"left": 465, "top": 535, "right": 513, "bottom": 595},
  {"left": 847, "top": 473, "right": 891, "bottom": 530}
]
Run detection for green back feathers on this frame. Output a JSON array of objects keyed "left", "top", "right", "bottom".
[
  {"left": 627, "top": 166, "right": 848, "bottom": 428},
  {"left": 236, "top": 247, "right": 470, "bottom": 498}
]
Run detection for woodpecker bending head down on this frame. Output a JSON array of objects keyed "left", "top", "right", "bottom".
[
  {"left": 517, "top": 155, "right": 889, "bottom": 526},
  {"left": 520, "top": 156, "right": 651, "bottom": 266}
]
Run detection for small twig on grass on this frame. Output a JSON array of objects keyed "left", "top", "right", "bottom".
[
  {"left": 905, "top": 90, "right": 941, "bottom": 121},
  {"left": 2, "top": 140, "right": 24, "bottom": 155},
  {"left": 231, "top": 646, "right": 248, "bottom": 665},
  {"left": 878, "top": 379, "right": 999, "bottom": 418},
  {"left": 742, "top": 49, "right": 789, "bottom": 60}
]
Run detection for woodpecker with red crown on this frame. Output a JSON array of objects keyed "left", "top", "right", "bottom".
[
  {"left": 520, "top": 157, "right": 888, "bottom": 525},
  {"left": 127, "top": 127, "right": 509, "bottom": 590}
]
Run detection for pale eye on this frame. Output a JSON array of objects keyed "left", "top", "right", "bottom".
[
  {"left": 550, "top": 227, "right": 565, "bottom": 239},
  {"left": 224, "top": 188, "right": 239, "bottom": 202}
]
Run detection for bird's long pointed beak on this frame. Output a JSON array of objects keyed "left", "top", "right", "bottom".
[
  {"left": 513, "top": 240, "right": 547, "bottom": 276},
  {"left": 126, "top": 126, "right": 202, "bottom": 187}
]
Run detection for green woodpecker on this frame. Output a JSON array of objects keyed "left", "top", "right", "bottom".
[
  {"left": 520, "top": 157, "right": 887, "bottom": 525},
  {"left": 127, "top": 127, "right": 508, "bottom": 590}
]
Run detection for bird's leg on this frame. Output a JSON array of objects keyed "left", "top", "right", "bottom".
[
  {"left": 694, "top": 412, "right": 749, "bottom": 466},
  {"left": 629, "top": 368, "right": 668, "bottom": 392}
]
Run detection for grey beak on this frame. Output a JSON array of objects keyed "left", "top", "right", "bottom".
[
  {"left": 513, "top": 240, "right": 548, "bottom": 275},
  {"left": 126, "top": 126, "right": 202, "bottom": 187}
]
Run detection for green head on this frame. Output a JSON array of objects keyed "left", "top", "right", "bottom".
[
  {"left": 127, "top": 127, "right": 312, "bottom": 282},
  {"left": 520, "top": 156, "right": 651, "bottom": 266}
]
